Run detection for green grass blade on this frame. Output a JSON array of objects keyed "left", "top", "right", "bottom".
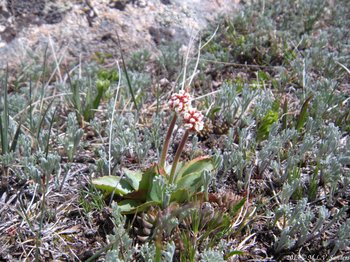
[
  {"left": 65, "top": 68, "right": 82, "bottom": 121},
  {"left": 282, "top": 98, "right": 288, "bottom": 130},
  {"left": 113, "top": 34, "right": 139, "bottom": 112},
  {"left": 36, "top": 99, "right": 54, "bottom": 143},
  {"left": 29, "top": 78, "right": 34, "bottom": 132},
  {"left": 0, "top": 66, "right": 9, "bottom": 154},
  {"left": 296, "top": 95, "right": 313, "bottom": 132},
  {"left": 45, "top": 106, "right": 57, "bottom": 158},
  {"left": 10, "top": 122, "right": 21, "bottom": 152},
  {"left": 0, "top": 117, "right": 4, "bottom": 154},
  {"left": 121, "top": 52, "right": 138, "bottom": 112}
]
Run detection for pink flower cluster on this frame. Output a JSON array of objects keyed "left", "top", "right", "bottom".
[
  {"left": 168, "top": 90, "right": 204, "bottom": 132},
  {"left": 168, "top": 90, "right": 191, "bottom": 113},
  {"left": 183, "top": 108, "right": 204, "bottom": 132}
]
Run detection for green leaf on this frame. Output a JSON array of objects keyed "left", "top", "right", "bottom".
[
  {"left": 139, "top": 165, "right": 158, "bottom": 191},
  {"left": 230, "top": 197, "right": 246, "bottom": 215},
  {"left": 118, "top": 199, "right": 159, "bottom": 214},
  {"left": 122, "top": 165, "right": 159, "bottom": 202},
  {"left": 176, "top": 156, "right": 214, "bottom": 182},
  {"left": 171, "top": 189, "right": 191, "bottom": 203},
  {"left": 257, "top": 107, "right": 279, "bottom": 142},
  {"left": 296, "top": 95, "right": 313, "bottom": 132},
  {"left": 148, "top": 175, "right": 165, "bottom": 203},
  {"left": 208, "top": 106, "right": 222, "bottom": 119},
  {"left": 225, "top": 250, "right": 245, "bottom": 259},
  {"left": 175, "top": 172, "right": 202, "bottom": 192},
  {"left": 117, "top": 35, "right": 138, "bottom": 112},
  {"left": 257, "top": 70, "right": 269, "bottom": 81},
  {"left": 92, "top": 176, "right": 133, "bottom": 196},
  {"left": 123, "top": 168, "right": 143, "bottom": 190}
]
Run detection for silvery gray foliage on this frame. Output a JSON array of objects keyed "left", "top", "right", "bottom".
[
  {"left": 221, "top": 128, "right": 251, "bottom": 181},
  {"left": 106, "top": 203, "right": 135, "bottom": 261},
  {"left": 106, "top": 202, "right": 176, "bottom": 262},
  {"left": 108, "top": 112, "right": 152, "bottom": 166},
  {"left": 215, "top": 83, "right": 258, "bottom": 124},
  {"left": 18, "top": 134, "right": 32, "bottom": 158},
  {"left": 147, "top": 112, "right": 165, "bottom": 158},
  {"left": 4, "top": 116, "right": 19, "bottom": 145},
  {"left": 312, "top": 123, "right": 348, "bottom": 199},
  {"left": 7, "top": 91, "right": 27, "bottom": 116},
  {"left": 273, "top": 198, "right": 314, "bottom": 253},
  {"left": 127, "top": 71, "right": 151, "bottom": 105},
  {"left": 105, "top": 250, "right": 122, "bottom": 262},
  {"left": 0, "top": 152, "right": 14, "bottom": 166},
  {"left": 260, "top": 127, "right": 298, "bottom": 182},
  {"left": 157, "top": 42, "right": 182, "bottom": 78},
  {"left": 298, "top": 132, "right": 316, "bottom": 158},
  {"left": 38, "top": 130, "right": 50, "bottom": 152},
  {"left": 216, "top": 82, "right": 240, "bottom": 122},
  {"left": 59, "top": 112, "right": 84, "bottom": 161},
  {"left": 201, "top": 249, "right": 225, "bottom": 262},
  {"left": 39, "top": 153, "right": 60, "bottom": 176},
  {"left": 162, "top": 242, "right": 176, "bottom": 262},
  {"left": 95, "top": 149, "right": 110, "bottom": 176},
  {"left": 139, "top": 241, "right": 175, "bottom": 262},
  {"left": 273, "top": 198, "right": 349, "bottom": 254},
  {"left": 139, "top": 243, "right": 156, "bottom": 262},
  {"left": 26, "top": 164, "right": 41, "bottom": 182},
  {"left": 279, "top": 180, "right": 300, "bottom": 205},
  {"left": 329, "top": 219, "right": 350, "bottom": 257},
  {"left": 253, "top": 89, "right": 275, "bottom": 119},
  {"left": 200, "top": 239, "right": 232, "bottom": 261}
]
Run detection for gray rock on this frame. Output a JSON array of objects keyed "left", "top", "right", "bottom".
[{"left": 0, "top": 0, "right": 240, "bottom": 68}]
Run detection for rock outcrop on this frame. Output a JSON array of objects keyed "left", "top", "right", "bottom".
[{"left": 0, "top": 0, "right": 239, "bottom": 68}]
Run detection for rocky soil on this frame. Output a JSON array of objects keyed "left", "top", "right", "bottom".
[{"left": 0, "top": 0, "right": 239, "bottom": 68}]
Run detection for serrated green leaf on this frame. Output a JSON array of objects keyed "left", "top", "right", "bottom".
[
  {"left": 176, "top": 156, "right": 214, "bottom": 182},
  {"left": 92, "top": 176, "right": 133, "bottom": 196}
]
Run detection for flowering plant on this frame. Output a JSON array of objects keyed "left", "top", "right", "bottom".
[{"left": 92, "top": 90, "right": 217, "bottom": 214}]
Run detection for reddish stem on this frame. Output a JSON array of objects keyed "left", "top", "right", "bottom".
[
  {"left": 169, "top": 130, "right": 190, "bottom": 184},
  {"left": 159, "top": 113, "right": 177, "bottom": 169}
]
